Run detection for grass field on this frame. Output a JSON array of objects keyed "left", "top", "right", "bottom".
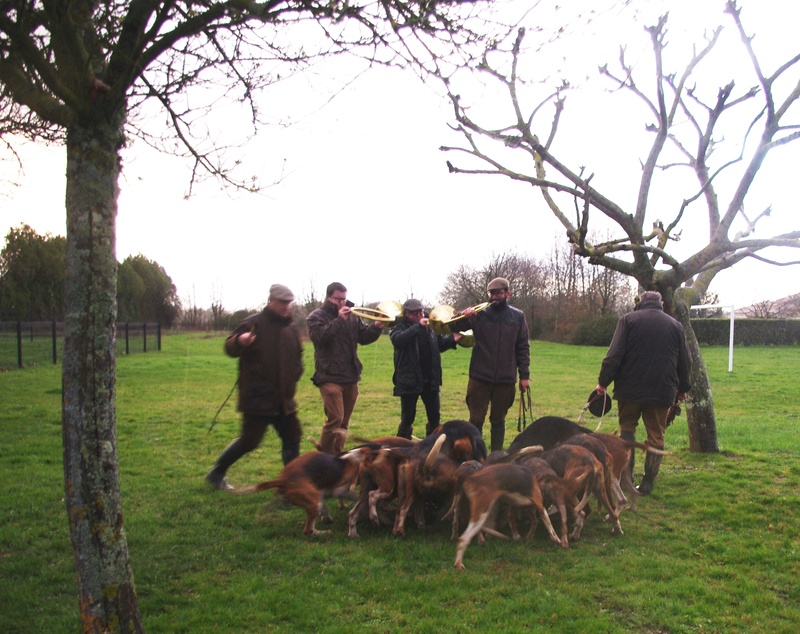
[{"left": 1, "top": 333, "right": 798, "bottom": 633}]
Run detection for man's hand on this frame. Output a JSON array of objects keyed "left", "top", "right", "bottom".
[
  {"left": 519, "top": 378, "right": 530, "bottom": 393},
  {"left": 238, "top": 331, "right": 256, "bottom": 346}
]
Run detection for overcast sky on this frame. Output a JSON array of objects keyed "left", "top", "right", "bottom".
[{"left": 2, "top": 0, "right": 798, "bottom": 313}]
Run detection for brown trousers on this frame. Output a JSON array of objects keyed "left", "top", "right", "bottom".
[
  {"left": 618, "top": 401, "right": 670, "bottom": 448},
  {"left": 317, "top": 382, "right": 359, "bottom": 453}
]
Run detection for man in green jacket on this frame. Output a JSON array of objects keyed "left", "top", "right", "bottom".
[{"left": 307, "top": 282, "right": 384, "bottom": 453}]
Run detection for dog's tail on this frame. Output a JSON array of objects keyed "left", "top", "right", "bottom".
[
  {"left": 306, "top": 429, "right": 349, "bottom": 451},
  {"left": 619, "top": 439, "right": 671, "bottom": 456},
  {"left": 229, "top": 479, "right": 281, "bottom": 495},
  {"left": 507, "top": 444, "right": 545, "bottom": 463},
  {"left": 306, "top": 435, "right": 323, "bottom": 451},
  {"left": 424, "top": 433, "right": 447, "bottom": 470}
]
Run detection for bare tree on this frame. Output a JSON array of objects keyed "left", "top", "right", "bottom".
[
  {"left": 537, "top": 236, "right": 632, "bottom": 339},
  {"left": 440, "top": 252, "right": 545, "bottom": 305},
  {"left": 440, "top": 2, "right": 800, "bottom": 453},
  {"left": 0, "top": 2, "right": 491, "bottom": 630},
  {"left": 777, "top": 293, "right": 800, "bottom": 318},
  {"left": 743, "top": 299, "right": 778, "bottom": 318},
  {"left": 440, "top": 251, "right": 549, "bottom": 337}
]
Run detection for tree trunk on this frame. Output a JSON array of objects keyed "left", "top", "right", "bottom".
[
  {"left": 674, "top": 301, "right": 719, "bottom": 453},
  {"left": 62, "top": 120, "right": 144, "bottom": 633}
]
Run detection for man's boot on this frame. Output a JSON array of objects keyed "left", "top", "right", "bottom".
[
  {"left": 281, "top": 442, "right": 300, "bottom": 466},
  {"left": 490, "top": 424, "right": 506, "bottom": 452},
  {"left": 396, "top": 423, "right": 413, "bottom": 440},
  {"left": 637, "top": 450, "right": 663, "bottom": 495},
  {"left": 205, "top": 438, "right": 246, "bottom": 490},
  {"left": 620, "top": 432, "right": 636, "bottom": 481}
]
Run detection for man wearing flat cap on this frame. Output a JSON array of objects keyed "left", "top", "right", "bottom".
[
  {"left": 451, "top": 277, "right": 531, "bottom": 451},
  {"left": 390, "top": 299, "right": 462, "bottom": 439},
  {"left": 594, "top": 290, "right": 691, "bottom": 495},
  {"left": 206, "top": 283, "right": 304, "bottom": 490},
  {"left": 306, "top": 281, "right": 384, "bottom": 453}
]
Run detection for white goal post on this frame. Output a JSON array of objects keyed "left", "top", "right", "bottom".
[{"left": 690, "top": 304, "right": 735, "bottom": 372}]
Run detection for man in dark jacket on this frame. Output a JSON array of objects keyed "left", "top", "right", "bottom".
[
  {"left": 451, "top": 277, "right": 531, "bottom": 451},
  {"left": 595, "top": 290, "right": 691, "bottom": 494},
  {"left": 391, "top": 298, "right": 461, "bottom": 439},
  {"left": 206, "top": 283, "right": 304, "bottom": 490},
  {"left": 307, "top": 282, "right": 384, "bottom": 453}
]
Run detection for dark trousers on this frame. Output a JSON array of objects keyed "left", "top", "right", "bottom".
[
  {"left": 397, "top": 388, "right": 441, "bottom": 438},
  {"left": 210, "top": 411, "right": 302, "bottom": 474}
]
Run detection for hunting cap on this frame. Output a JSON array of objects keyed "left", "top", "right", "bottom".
[
  {"left": 487, "top": 277, "right": 510, "bottom": 292},
  {"left": 269, "top": 283, "right": 295, "bottom": 302},
  {"left": 403, "top": 298, "right": 424, "bottom": 312}
]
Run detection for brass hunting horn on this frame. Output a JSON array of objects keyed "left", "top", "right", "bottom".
[
  {"left": 350, "top": 300, "right": 403, "bottom": 324},
  {"left": 428, "top": 302, "right": 490, "bottom": 346}
]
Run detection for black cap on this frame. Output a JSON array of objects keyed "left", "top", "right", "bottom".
[
  {"left": 587, "top": 389, "right": 612, "bottom": 417},
  {"left": 403, "top": 299, "right": 424, "bottom": 312}
]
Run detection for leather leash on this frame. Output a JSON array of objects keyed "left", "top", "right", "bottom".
[
  {"left": 517, "top": 387, "right": 532, "bottom": 432},
  {"left": 578, "top": 391, "right": 608, "bottom": 432},
  {"left": 208, "top": 379, "right": 238, "bottom": 433},
  {"left": 666, "top": 395, "right": 682, "bottom": 428}
]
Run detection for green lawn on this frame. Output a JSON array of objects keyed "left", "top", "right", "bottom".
[{"left": 1, "top": 333, "right": 798, "bottom": 633}]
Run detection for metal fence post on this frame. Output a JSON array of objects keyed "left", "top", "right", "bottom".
[
  {"left": 52, "top": 321, "right": 57, "bottom": 364},
  {"left": 143, "top": 322, "right": 147, "bottom": 352}
]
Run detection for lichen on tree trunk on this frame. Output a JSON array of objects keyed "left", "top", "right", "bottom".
[
  {"left": 674, "top": 300, "right": 720, "bottom": 454},
  {"left": 62, "top": 120, "right": 144, "bottom": 633}
]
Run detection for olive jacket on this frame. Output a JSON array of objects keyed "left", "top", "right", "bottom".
[{"left": 307, "top": 300, "right": 382, "bottom": 385}]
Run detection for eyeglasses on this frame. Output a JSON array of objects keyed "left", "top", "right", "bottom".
[
  {"left": 331, "top": 295, "right": 348, "bottom": 303},
  {"left": 489, "top": 289, "right": 508, "bottom": 296}
]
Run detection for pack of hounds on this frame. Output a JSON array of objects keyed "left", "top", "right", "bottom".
[{"left": 228, "top": 417, "right": 669, "bottom": 570}]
